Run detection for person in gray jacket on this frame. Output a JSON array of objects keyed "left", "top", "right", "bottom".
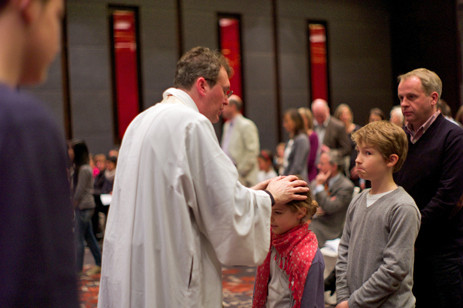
[
  {"left": 309, "top": 150, "right": 354, "bottom": 247},
  {"left": 282, "top": 108, "right": 310, "bottom": 181},
  {"left": 72, "top": 140, "right": 102, "bottom": 275}
]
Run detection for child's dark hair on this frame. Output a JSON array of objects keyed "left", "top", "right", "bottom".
[{"left": 286, "top": 176, "right": 318, "bottom": 222}]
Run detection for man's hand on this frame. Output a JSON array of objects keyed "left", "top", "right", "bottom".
[
  {"left": 321, "top": 144, "right": 331, "bottom": 153},
  {"left": 266, "top": 175, "right": 309, "bottom": 205},
  {"left": 336, "top": 300, "right": 349, "bottom": 308},
  {"left": 316, "top": 207, "right": 325, "bottom": 216},
  {"left": 251, "top": 177, "right": 280, "bottom": 191},
  {"left": 315, "top": 170, "right": 331, "bottom": 185}
]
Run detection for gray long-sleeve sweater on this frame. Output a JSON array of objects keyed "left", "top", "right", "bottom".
[
  {"left": 73, "top": 164, "right": 95, "bottom": 210},
  {"left": 335, "top": 187, "right": 421, "bottom": 308}
]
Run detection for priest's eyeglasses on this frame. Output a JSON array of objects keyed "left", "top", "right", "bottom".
[{"left": 204, "top": 77, "right": 233, "bottom": 98}]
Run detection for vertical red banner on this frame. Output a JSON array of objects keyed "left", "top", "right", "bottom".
[
  {"left": 219, "top": 17, "right": 242, "bottom": 99},
  {"left": 309, "top": 24, "right": 328, "bottom": 101},
  {"left": 113, "top": 11, "right": 140, "bottom": 140}
]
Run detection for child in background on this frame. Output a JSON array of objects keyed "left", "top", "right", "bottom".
[
  {"left": 257, "top": 149, "right": 278, "bottom": 182},
  {"left": 335, "top": 121, "right": 421, "bottom": 308},
  {"left": 253, "top": 186, "right": 325, "bottom": 308}
]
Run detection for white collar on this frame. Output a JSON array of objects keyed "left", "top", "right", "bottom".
[{"left": 162, "top": 87, "right": 199, "bottom": 113}]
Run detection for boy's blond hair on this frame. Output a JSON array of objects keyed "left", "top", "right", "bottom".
[{"left": 351, "top": 121, "right": 408, "bottom": 172}]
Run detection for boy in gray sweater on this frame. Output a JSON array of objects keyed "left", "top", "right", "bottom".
[{"left": 335, "top": 121, "right": 421, "bottom": 308}]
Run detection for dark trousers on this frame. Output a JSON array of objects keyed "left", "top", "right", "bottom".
[
  {"left": 75, "top": 209, "right": 102, "bottom": 272},
  {"left": 414, "top": 250, "right": 463, "bottom": 308}
]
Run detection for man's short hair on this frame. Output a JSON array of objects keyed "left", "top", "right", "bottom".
[
  {"left": 390, "top": 105, "right": 403, "bottom": 119},
  {"left": 397, "top": 68, "right": 442, "bottom": 98},
  {"left": 228, "top": 96, "right": 243, "bottom": 111},
  {"left": 174, "top": 46, "right": 231, "bottom": 90},
  {"left": 351, "top": 121, "right": 408, "bottom": 172},
  {"left": 324, "top": 150, "right": 343, "bottom": 171},
  {"left": 437, "top": 99, "right": 453, "bottom": 117}
]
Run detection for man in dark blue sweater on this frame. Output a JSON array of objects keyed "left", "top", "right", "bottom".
[
  {"left": 0, "top": 0, "right": 78, "bottom": 307},
  {"left": 395, "top": 68, "right": 463, "bottom": 308}
]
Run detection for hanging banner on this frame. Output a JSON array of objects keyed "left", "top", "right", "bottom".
[
  {"left": 309, "top": 23, "right": 328, "bottom": 101},
  {"left": 219, "top": 17, "right": 242, "bottom": 100},
  {"left": 112, "top": 10, "right": 140, "bottom": 140}
]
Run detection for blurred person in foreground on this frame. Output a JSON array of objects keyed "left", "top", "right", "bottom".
[
  {"left": 0, "top": 0, "right": 78, "bottom": 306},
  {"left": 98, "top": 47, "right": 309, "bottom": 308}
]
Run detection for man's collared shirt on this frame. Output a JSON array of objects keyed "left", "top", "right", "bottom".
[
  {"left": 315, "top": 173, "right": 340, "bottom": 194},
  {"left": 315, "top": 116, "right": 330, "bottom": 144},
  {"left": 404, "top": 111, "right": 440, "bottom": 144},
  {"left": 221, "top": 117, "right": 236, "bottom": 158}
]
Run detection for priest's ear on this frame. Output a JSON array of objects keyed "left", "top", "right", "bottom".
[{"left": 194, "top": 77, "right": 209, "bottom": 98}]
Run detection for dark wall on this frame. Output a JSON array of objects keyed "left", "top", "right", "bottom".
[
  {"left": 25, "top": 0, "right": 462, "bottom": 155},
  {"left": 390, "top": 0, "right": 461, "bottom": 113}
]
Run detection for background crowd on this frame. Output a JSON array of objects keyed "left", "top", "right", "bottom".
[{"left": 1, "top": 1, "right": 462, "bottom": 305}]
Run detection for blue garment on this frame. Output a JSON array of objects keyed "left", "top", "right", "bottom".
[
  {"left": 75, "top": 209, "right": 102, "bottom": 271},
  {"left": 0, "top": 83, "right": 78, "bottom": 307}
]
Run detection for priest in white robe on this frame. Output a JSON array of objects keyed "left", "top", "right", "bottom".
[{"left": 98, "top": 46, "right": 309, "bottom": 308}]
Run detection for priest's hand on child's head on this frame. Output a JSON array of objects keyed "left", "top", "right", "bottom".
[{"left": 267, "top": 175, "right": 309, "bottom": 205}]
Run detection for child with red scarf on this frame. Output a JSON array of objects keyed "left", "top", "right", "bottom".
[{"left": 253, "top": 188, "right": 325, "bottom": 308}]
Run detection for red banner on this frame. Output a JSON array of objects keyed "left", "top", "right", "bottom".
[
  {"left": 309, "top": 24, "right": 328, "bottom": 101},
  {"left": 113, "top": 11, "right": 140, "bottom": 140},
  {"left": 219, "top": 18, "right": 242, "bottom": 99}
]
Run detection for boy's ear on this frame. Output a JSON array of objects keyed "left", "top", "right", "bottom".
[{"left": 386, "top": 154, "right": 399, "bottom": 168}]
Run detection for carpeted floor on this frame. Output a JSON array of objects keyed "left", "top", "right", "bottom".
[
  {"left": 79, "top": 248, "right": 336, "bottom": 307},
  {"left": 79, "top": 262, "right": 255, "bottom": 307}
]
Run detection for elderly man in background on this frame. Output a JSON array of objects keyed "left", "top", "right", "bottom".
[
  {"left": 389, "top": 105, "right": 404, "bottom": 127},
  {"left": 309, "top": 150, "right": 354, "bottom": 248},
  {"left": 221, "top": 94, "right": 260, "bottom": 187},
  {"left": 311, "top": 98, "right": 351, "bottom": 158}
]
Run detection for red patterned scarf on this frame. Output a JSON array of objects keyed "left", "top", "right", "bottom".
[{"left": 252, "top": 223, "right": 318, "bottom": 308}]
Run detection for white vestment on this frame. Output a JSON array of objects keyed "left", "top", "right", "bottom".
[{"left": 98, "top": 88, "right": 272, "bottom": 308}]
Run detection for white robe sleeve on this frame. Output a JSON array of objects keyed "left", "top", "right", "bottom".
[{"left": 185, "top": 117, "right": 271, "bottom": 266}]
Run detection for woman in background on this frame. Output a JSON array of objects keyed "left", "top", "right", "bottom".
[
  {"left": 334, "top": 104, "right": 363, "bottom": 187},
  {"left": 72, "top": 140, "right": 102, "bottom": 275},
  {"left": 298, "top": 107, "right": 319, "bottom": 181},
  {"left": 282, "top": 109, "right": 309, "bottom": 181}
]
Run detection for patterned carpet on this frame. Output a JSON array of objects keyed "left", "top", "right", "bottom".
[{"left": 79, "top": 264, "right": 256, "bottom": 307}]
